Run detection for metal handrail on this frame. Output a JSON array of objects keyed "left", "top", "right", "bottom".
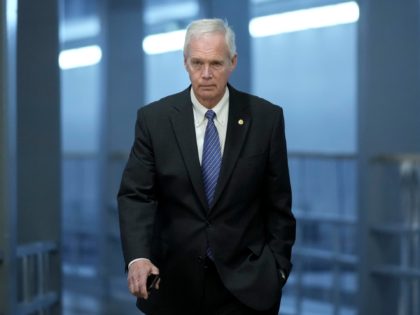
[
  {"left": 17, "top": 292, "right": 59, "bottom": 315},
  {"left": 16, "top": 240, "right": 58, "bottom": 257},
  {"left": 16, "top": 240, "right": 59, "bottom": 315},
  {"left": 294, "top": 209, "right": 357, "bottom": 224},
  {"left": 294, "top": 247, "right": 358, "bottom": 265},
  {"left": 372, "top": 153, "right": 420, "bottom": 163},
  {"left": 371, "top": 265, "right": 420, "bottom": 279}
]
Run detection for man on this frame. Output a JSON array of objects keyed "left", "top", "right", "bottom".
[{"left": 118, "top": 18, "right": 295, "bottom": 315}]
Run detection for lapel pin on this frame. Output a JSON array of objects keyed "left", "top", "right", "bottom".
[{"left": 238, "top": 119, "right": 244, "bottom": 125}]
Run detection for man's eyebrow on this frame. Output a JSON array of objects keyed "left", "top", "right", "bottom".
[{"left": 190, "top": 57, "right": 224, "bottom": 62}]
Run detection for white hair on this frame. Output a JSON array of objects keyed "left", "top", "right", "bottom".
[{"left": 184, "top": 18, "right": 236, "bottom": 59}]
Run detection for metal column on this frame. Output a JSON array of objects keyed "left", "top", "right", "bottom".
[{"left": 0, "top": 0, "right": 18, "bottom": 313}]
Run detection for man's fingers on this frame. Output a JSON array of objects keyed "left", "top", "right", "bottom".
[
  {"left": 151, "top": 265, "right": 160, "bottom": 275},
  {"left": 155, "top": 277, "right": 161, "bottom": 290},
  {"left": 129, "top": 274, "right": 149, "bottom": 298},
  {"left": 127, "top": 260, "right": 159, "bottom": 299}
]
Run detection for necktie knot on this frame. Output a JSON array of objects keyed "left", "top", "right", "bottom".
[{"left": 205, "top": 110, "right": 216, "bottom": 122}]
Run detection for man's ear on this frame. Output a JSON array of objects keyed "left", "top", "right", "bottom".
[
  {"left": 230, "top": 54, "right": 238, "bottom": 70},
  {"left": 184, "top": 55, "right": 188, "bottom": 70}
]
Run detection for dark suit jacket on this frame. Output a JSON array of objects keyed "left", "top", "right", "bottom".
[{"left": 118, "top": 84, "right": 295, "bottom": 314}]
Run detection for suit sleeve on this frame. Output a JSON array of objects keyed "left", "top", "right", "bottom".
[
  {"left": 117, "top": 108, "right": 157, "bottom": 269},
  {"left": 265, "top": 108, "right": 296, "bottom": 278}
]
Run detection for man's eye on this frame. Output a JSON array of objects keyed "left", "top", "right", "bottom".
[{"left": 211, "top": 62, "right": 224, "bottom": 69}]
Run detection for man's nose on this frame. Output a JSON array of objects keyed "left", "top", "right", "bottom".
[{"left": 201, "top": 65, "right": 213, "bottom": 78}]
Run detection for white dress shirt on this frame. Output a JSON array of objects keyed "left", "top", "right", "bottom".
[
  {"left": 191, "top": 87, "right": 229, "bottom": 164},
  {"left": 128, "top": 87, "right": 230, "bottom": 269}
]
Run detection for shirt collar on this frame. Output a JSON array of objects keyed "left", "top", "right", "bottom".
[{"left": 191, "top": 87, "right": 229, "bottom": 127}]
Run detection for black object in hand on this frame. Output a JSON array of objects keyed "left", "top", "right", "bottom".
[{"left": 147, "top": 274, "right": 160, "bottom": 292}]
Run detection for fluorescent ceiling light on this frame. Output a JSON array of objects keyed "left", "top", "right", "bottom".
[
  {"left": 143, "top": 29, "right": 186, "bottom": 55},
  {"left": 59, "top": 45, "right": 102, "bottom": 70},
  {"left": 249, "top": 1, "right": 360, "bottom": 37}
]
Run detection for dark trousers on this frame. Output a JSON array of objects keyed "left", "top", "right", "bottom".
[
  {"left": 146, "top": 258, "right": 280, "bottom": 315},
  {"left": 198, "top": 258, "right": 280, "bottom": 315}
]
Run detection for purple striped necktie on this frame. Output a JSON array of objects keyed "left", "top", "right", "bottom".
[
  {"left": 202, "top": 110, "right": 222, "bottom": 207},
  {"left": 202, "top": 110, "right": 221, "bottom": 260}
]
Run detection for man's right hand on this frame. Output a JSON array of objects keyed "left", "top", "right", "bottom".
[{"left": 127, "top": 259, "right": 160, "bottom": 299}]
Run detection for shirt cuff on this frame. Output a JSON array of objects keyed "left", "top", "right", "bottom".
[{"left": 128, "top": 258, "right": 150, "bottom": 269}]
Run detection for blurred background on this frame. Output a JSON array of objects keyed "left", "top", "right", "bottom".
[{"left": 1, "top": 0, "right": 420, "bottom": 314}]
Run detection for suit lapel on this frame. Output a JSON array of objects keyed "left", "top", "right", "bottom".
[
  {"left": 169, "top": 89, "right": 208, "bottom": 211},
  {"left": 212, "top": 86, "right": 251, "bottom": 208}
]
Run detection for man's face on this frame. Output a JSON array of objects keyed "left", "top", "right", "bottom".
[{"left": 184, "top": 32, "right": 237, "bottom": 108}]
